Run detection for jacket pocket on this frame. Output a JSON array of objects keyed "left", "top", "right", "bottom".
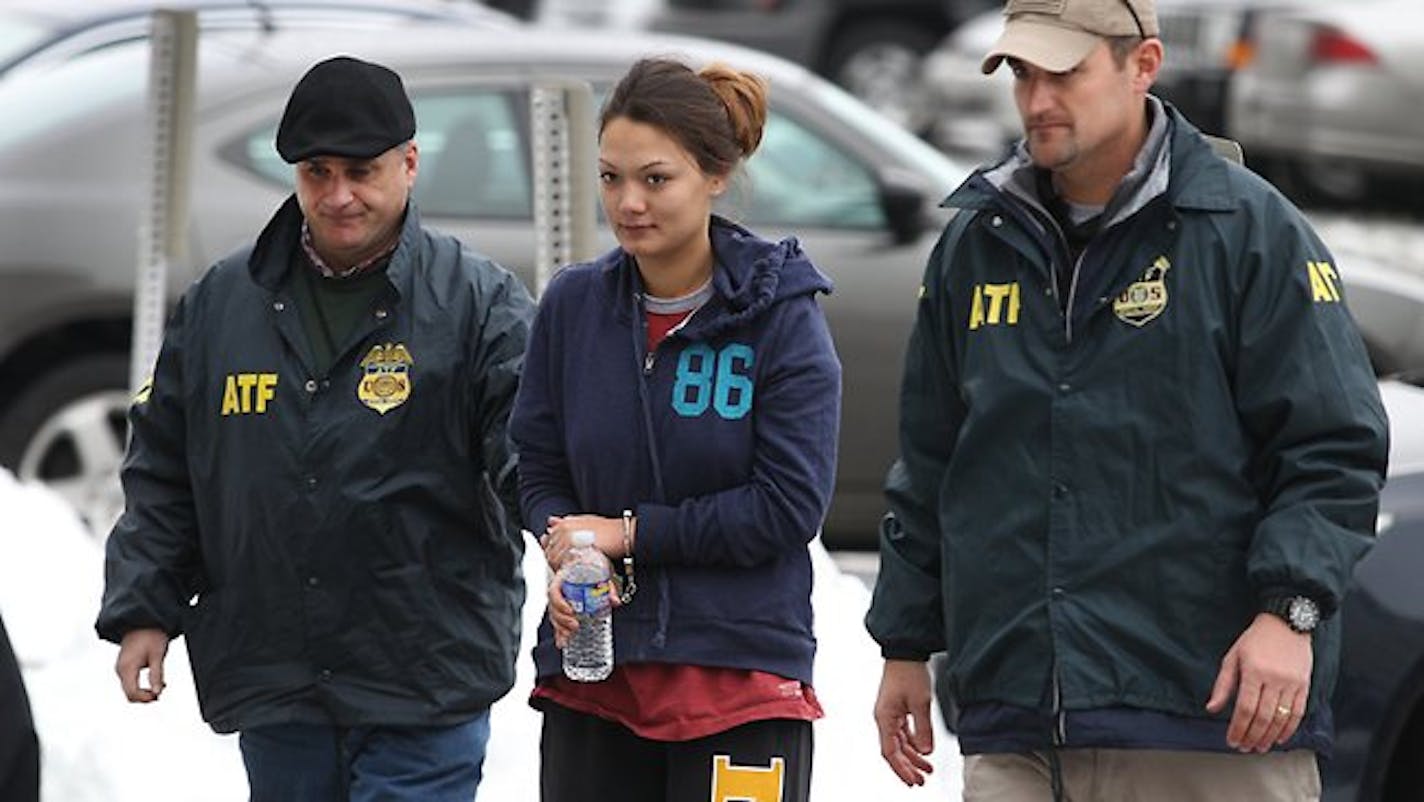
[{"left": 181, "top": 588, "right": 226, "bottom": 689}]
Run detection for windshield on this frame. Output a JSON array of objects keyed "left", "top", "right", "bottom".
[{"left": 809, "top": 76, "right": 970, "bottom": 196}]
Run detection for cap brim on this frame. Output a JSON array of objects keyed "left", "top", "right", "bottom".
[{"left": 981, "top": 19, "right": 1103, "bottom": 74}]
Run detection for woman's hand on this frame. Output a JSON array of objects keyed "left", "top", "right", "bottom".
[
  {"left": 546, "top": 564, "right": 623, "bottom": 649},
  {"left": 546, "top": 568, "right": 578, "bottom": 649},
  {"left": 538, "top": 514, "right": 630, "bottom": 569}
]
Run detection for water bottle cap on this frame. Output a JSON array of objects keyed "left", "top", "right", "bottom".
[{"left": 571, "top": 529, "right": 596, "bottom": 547}]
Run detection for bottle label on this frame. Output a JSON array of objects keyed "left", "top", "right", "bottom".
[{"left": 562, "top": 579, "right": 613, "bottom": 615}]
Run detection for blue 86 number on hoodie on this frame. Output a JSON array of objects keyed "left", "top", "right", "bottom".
[{"left": 672, "top": 343, "right": 755, "bottom": 420}]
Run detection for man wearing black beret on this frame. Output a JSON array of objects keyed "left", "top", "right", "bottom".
[{"left": 97, "top": 55, "right": 535, "bottom": 800}]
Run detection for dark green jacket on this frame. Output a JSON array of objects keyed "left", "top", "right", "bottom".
[
  {"left": 96, "top": 197, "right": 535, "bottom": 733},
  {"left": 866, "top": 108, "right": 1388, "bottom": 725}
]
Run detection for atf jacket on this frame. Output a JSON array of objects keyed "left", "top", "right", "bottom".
[
  {"left": 866, "top": 107, "right": 1389, "bottom": 737},
  {"left": 96, "top": 196, "right": 535, "bottom": 733},
  {"left": 510, "top": 217, "right": 841, "bottom": 684}
]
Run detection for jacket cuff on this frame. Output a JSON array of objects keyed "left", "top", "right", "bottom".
[
  {"left": 881, "top": 647, "right": 932, "bottom": 662},
  {"left": 1256, "top": 585, "right": 1335, "bottom": 620}
]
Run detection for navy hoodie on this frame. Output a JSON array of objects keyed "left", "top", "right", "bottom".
[{"left": 510, "top": 216, "right": 842, "bottom": 684}]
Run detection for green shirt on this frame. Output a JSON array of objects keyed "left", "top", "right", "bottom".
[{"left": 288, "top": 257, "right": 392, "bottom": 375}]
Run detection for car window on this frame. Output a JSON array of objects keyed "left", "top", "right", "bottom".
[
  {"left": 413, "top": 92, "right": 530, "bottom": 218},
  {"left": 232, "top": 89, "right": 532, "bottom": 219},
  {"left": 235, "top": 85, "right": 891, "bottom": 229},
  {"left": 732, "top": 112, "right": 886, "bottom": 229}
]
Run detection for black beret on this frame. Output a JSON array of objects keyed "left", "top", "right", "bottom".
[{"left": 276, "top": 56, "right": 415, "bottom": 163}]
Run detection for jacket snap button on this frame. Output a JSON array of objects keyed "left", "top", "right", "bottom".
[
  {"left": 273, "top": 301, "right": 285, "bottom": 312},
  {"left": 304, "top": 379, "right": 318, "bottom": 393},
  {"left": 374, "top": 308, "right": 388, "bottom": 319}
]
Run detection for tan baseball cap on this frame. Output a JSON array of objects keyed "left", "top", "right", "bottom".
[{"left": 981, "top": 0, "right": 1159, "bottom": 74}]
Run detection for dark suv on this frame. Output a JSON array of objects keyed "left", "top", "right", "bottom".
[{"left": 648, "top": 0, "right": 999, "bottom": 134}]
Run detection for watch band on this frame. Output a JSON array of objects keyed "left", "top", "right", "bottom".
[{"left": 1262, "top": 595, "right": 1320, "bottom": 634}]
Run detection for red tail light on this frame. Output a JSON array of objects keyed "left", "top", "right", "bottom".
[{"left": 1310, "top": 26, "right": 1378, "bottom": 65}]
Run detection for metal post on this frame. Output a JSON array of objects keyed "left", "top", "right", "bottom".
[
  {"left": 530, "top": 79, "right": 598, "bottom": 298},
  {"left": 131, "top": 9, "right": 198, "bottom": 393}
]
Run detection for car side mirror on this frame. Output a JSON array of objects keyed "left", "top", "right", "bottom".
[{"left": 878, "top": 167, "right": 930, "bottom": 245}]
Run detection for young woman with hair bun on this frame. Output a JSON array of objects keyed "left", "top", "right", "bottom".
[{"left": 510, "top": 57, "right": 842, "bottom": 801}]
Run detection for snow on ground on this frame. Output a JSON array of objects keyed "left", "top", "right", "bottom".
[
  {"left": 1310, "top": 212, "right": 1424, "bottom": 278},
  {"left": 0, "top": 470, "right": 959, "bottom": 801}
]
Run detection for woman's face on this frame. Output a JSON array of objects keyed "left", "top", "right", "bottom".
[{"left": 597, "top": 116, "right": 726, "bottom": 271}]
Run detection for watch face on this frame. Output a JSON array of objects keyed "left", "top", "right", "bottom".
[{"left": 1289, "top": 597, "right": 1320, "bottom": 632}]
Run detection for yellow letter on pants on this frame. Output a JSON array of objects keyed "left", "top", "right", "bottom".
[{"left": 711, "top": 754, "right": 784, "bottom": 802}]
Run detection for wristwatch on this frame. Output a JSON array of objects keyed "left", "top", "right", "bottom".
[{"left": 1262, "top": 595, "right": 1321, "bottom": 634}]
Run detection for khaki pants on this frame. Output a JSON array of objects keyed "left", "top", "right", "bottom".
[{"left": 963, "top": 749, "right": 1320, "bottom": 802}]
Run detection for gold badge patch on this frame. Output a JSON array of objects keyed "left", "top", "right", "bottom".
[
  {"left": 357, "top": 343, "right": 413, "bottom": 414},
  {"left": 1114, "top": 255, "right": 1172, "bottom": 327}
]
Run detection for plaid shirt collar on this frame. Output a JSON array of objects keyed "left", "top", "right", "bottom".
[{"left": 300, "top": 219, "right": 400, "bottom": 279}]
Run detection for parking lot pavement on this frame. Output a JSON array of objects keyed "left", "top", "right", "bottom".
[{"left": 1312, "top": 212, "right": 1424, "bottom": 279}]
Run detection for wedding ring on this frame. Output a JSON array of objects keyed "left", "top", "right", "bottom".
[{"left": 1275, "top": 705, "right": 1292, "bottom": 718}]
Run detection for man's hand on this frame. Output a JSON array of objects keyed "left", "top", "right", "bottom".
[
  {"left": 116, "top": 628, "right": 171, "bottom": 703},
  {"left": 1205, "top": 613, "right": 1313, "bottom": 752},
  {"left": 873, "top": 659, "right": 935, "bottom": 786}
]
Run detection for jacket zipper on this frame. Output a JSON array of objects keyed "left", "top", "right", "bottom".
[
  {"left": 1014, "top": 202, "right": 1077, "bottom": 342},
  {"left": 1051, "top": 665, "right": 1066, "bottom": 745},
  {"left": 642, "top": 303, "right": 701, "bottom": 376},
  {"left": 1063, "top": 245, "right": 1089, "bottom": 345},
  {"left": 631, "top": 289, "right": 670, "bottom": 648}
]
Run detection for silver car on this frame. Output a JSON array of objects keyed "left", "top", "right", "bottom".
[
  {"left": 0, "top": 17, "right": 967, "bottom": 546},
  {"left": 1225, "top": 0, "right": 1424, "bottom": 206}
]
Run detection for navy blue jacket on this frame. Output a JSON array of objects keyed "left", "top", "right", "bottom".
[
  {"left": 867, "top": 105, "right": 1387, "bottom": 754},
  {"left": 97, "top": 198, "right": 534, "bottom": 732},
  {"left": 510, "top": 217, "right": 841, "bottom": 684}
]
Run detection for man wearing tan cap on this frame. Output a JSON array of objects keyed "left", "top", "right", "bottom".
[
  {"left": 866, "top": 0, "right": 1388, "bottom": 799},
  {"left": 96, "top": 56, "right": 535, "bottom": 799}
]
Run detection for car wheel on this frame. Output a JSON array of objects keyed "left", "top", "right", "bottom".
[
  {"left": 1383, "top": 698, "right": 1424, "bottom": 800},
  {"left": 825, "top": 22, "right": 940, "bottom": 134},
  {"left": 0, "top": 354, "right": 131, "bottom": 540},
  {"left": 1295, "top": 158, "right": 1371, "bottom": 207}
]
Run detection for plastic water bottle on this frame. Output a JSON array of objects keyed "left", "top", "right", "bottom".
[{"left": 561, "top": 529, "right": 614, "bottom": 682}]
